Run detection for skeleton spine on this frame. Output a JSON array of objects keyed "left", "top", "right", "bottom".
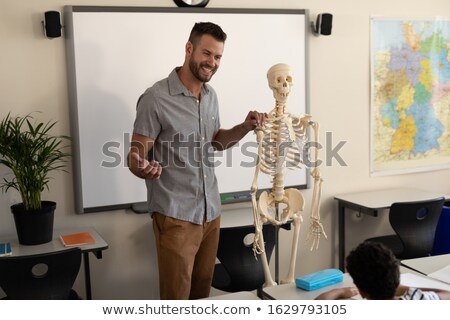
[{"left": 274, "top": 105, "right": 285, "bottom": 201}]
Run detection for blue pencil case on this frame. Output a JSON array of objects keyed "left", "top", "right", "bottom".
[{"left": 295, "top": 268, "right": 343, "bottom": 291}]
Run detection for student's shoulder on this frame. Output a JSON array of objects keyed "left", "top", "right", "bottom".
[{"left": 399, "top": 287, "right": 440, "bottom": 300}]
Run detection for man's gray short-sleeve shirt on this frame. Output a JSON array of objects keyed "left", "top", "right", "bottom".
[{"left": 133, "top": 68, "right": 221, "bottom": 224}]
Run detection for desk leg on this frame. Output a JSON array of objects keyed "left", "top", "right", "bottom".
[
  {"left": 338, "top": 201, "right": 346, "bottom": 271},
  {"left": 83, "top": 252, "right": 92, "bottom": 300}
]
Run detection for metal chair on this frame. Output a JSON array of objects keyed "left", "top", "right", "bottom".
[
  {"left": 212, "top": 224, "right": 275, "bottom": 297},
  {"left": 0, "top": 247, "right": 82, "bottom": 299},
  {"left": 366, "top": 197, "right": 445, "bottom": 260}
]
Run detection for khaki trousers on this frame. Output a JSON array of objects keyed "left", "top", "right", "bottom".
[{"left": 152, "top": 212, "right": 220, "bottom": 299}]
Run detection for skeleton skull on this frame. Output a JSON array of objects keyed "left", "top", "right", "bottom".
[{"left": 267, "top": 63, "right": 293, "bottom": 103}]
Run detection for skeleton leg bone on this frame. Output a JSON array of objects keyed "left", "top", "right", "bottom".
[
  {"left": 257, "top": 188, "right": 305, "bottom": 286},
  {"left": 255, "top": 223, "right": 277, "bottom": 287},
  {"left": 280, "top": 188, "right": 304, "bottom": 284},
  {"left": 280, "top": 214, "right": 302, "bottom": 284}
]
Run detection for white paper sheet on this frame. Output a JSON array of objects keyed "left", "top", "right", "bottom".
[
  {"left": 428, "top": 265, "right": 450, "bottom": 285},
  {"left": 401, "top": 273, "right": 450, "bottom": 290}
]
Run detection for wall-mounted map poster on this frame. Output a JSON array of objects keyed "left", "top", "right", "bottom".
[{"left": 371, "top": 18, "right": 450, "bottom": 176}]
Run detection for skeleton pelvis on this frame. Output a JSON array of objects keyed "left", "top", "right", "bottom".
[{"left": 258, "top": 188, "right": 305, "bottom": 224}]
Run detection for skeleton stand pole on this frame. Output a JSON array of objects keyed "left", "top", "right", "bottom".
[{"left": 275, "top": 203, "right": 279, "bottom": 284}]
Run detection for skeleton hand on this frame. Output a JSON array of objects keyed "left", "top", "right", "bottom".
[
  {"left": 310, "top": 167, "right": 321, "bottom": 180},
  {"left": 252, "top": 227, "right": 265, "bottom": 258},
  {"left": 306, "top": 217, "right": 327, "bottom": 251}
]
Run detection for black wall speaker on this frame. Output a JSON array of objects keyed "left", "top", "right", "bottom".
[
  {"left": 312, "top": 13, "right": 333, "bottom": 36},
  {"left": 173, "top": 0, "right": 210, "bottom": 7},
  {"left": 44, "top": 11, "right": 61, "bottom": 38}
]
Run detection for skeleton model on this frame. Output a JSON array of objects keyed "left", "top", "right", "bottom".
[{"left": 250, "top": 63, "right": 327, "bottom": 287}]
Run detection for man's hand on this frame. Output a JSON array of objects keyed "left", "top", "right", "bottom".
[
  {"left": 130, "top": 152, "right": 162, "bottom": 180},
  {"left": 212, "top": 110, "right": 268, "bottom": 151},
  {"left": 242, "top": 110, "right": 268, "bottom": 131}
]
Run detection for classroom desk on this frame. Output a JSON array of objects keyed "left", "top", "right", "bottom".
[
  {"left": 262, "top": 273, "right": 355, "bottom": 300},
  {"left": 0, "top": 226, "right": 108, "bottom": 300},
  {"left": 262, "top": 267, "right": 442, "bottom": 300},
  {"left": 401, "top": 254, "right": 450, "bottom": 275},
  {"left": 204, "top": 291, "right": 260, "bottom": 300},
  {"left": 220, "top": 209, "right": 254, "bottom": 228},
  {"left": 334, "top": 188, "right": 449, "bottom": 271}
]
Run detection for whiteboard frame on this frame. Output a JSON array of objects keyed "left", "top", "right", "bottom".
[{"left": 64, "top": 6, "right": 310, "bottom": 213}]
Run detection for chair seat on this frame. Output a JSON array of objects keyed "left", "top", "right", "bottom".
[{"left": 366, "top": 235, "right": 404, "bottom": 258}]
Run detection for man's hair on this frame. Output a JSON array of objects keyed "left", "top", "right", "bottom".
[
  {"left": 188, "top": 22, "right": 227, "bottom": 46},
  {"left": 346, "top": 241, "right": 400, "bottom": 300}
]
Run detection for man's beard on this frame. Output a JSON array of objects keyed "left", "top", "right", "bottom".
[{"left": 189, "top": 58, "right": 217, "bottom": 83}]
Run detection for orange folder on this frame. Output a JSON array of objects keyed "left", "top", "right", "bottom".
[{"left": 60, "top": 231, "right": 95, "bottom": 247}]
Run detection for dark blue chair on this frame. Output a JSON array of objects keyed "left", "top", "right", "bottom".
[
  {"left": 366, "top": 197, "right": 445, "bottom": 259},
  {"left": 432, "top": 203, "right": 450, "bottom": 256}
]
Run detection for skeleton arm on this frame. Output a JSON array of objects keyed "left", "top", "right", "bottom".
[
  {"left": 305, "top": 121, "right": 327, "bottom": 250},
  {"left": 250, "top": 128, "right": 265, "bottom": 255}
]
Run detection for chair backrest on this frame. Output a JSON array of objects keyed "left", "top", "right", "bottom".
[
  {"left": 0, "top": 247, "right": 81, "bottom": 299},
  {"left": 214, "top": 224, "right": 276, "bottom": 292},
  {"left": 389, "top": 197, "right": 445, "bottom": 259},
  {"left": 432, "top": 205, "right": 450, "bottom": 255}
]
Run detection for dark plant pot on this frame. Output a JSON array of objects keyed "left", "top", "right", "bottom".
[{"left": 11, "top": 201, "right": 56, "bottom": 245}]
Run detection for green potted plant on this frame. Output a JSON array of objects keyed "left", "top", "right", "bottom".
[{"left": 0, "top": 112, "right": 70, "bottom": 245}]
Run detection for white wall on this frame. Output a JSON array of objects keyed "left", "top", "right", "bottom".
[{"left": 1, "top": 0, "right": 449, "bottom": 299}]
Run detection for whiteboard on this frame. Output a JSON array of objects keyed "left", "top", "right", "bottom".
[{"left": 64, "top": 6, "right": 309, "bottom": 213}]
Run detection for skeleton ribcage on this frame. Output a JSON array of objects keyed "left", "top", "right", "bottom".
[{"left": 258, "top": 115, "right": 308, "bottom": 184}]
